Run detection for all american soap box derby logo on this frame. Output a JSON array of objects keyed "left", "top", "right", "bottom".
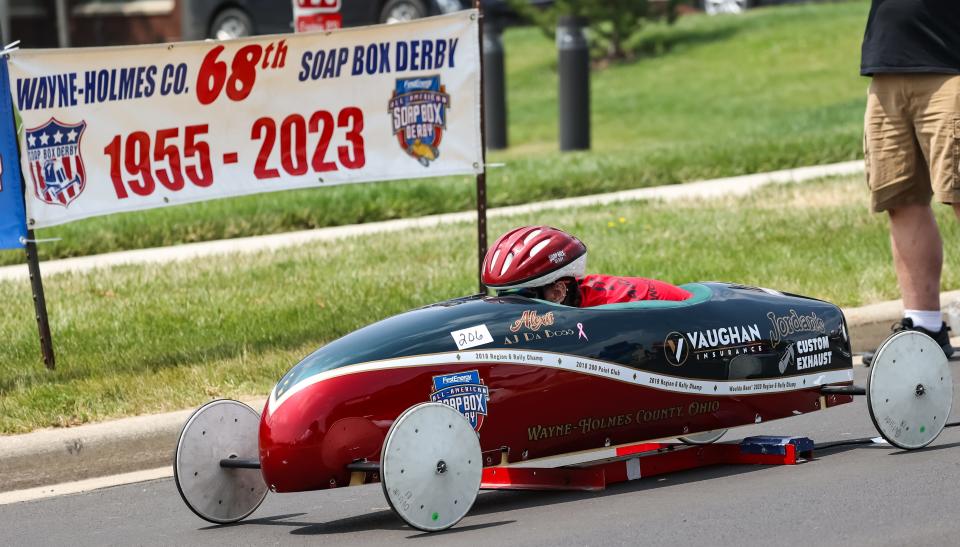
[
  {"left": 389, "top": 75, "right": 450, "bottom": 167},
  {"left": 24, "top": 118, "right": 87, "bottom": 207},
  {"left": 429, "top": 370, "right": 489, "bottom": 431}
]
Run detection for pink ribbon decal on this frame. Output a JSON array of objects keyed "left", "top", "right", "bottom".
[{"left": 577, "top": 322, "right": 588, "bottom": 341}]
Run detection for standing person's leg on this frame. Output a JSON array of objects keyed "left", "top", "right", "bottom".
[
  {"left": 863, "top": 74, "right": 953, "bottom": 363},
  {"left": 889, "top": 204, "right": 942, "bottom": 311},
  {"left": 888, "top": 203, "right": 944, "bottom": 328},
  {"left": 910, "top": 73, "right": 960, "bottom": 336},
  {"left": 866, "top": 74, "right": 935, "bottom": 271}
]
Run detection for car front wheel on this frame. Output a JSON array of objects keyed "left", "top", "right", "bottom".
[
  {"left": 704, "top": 0, "right": 751, "bottom": 15},
  {"left": 380, "top": 0, "right": 428, "bottom": 24},
  {"left": 209, "top": 7, "right": 254, "bottom": 40}
]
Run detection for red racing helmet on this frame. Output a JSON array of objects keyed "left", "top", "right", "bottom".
[{"left": 482, "top": 226, "right": 587, "bottom": 290}]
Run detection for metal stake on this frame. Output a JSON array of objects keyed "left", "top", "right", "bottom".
[
  {"left": 474, "top": 0, "right": 489, "bottom": 294},
  {"left": 24, "top": 228, "right": 55, "bottom": 370},
  {"left": 482, "top": 17, "right": 507, "bottom": 150}
]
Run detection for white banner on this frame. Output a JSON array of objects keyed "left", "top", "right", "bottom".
[{"left": 8, "top": 11, "right": 482, "bottom": 228}]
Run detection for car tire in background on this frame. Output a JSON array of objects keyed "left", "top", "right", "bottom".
[
  {"left": 703, "top": 0, "right": 751, "bottom": 15},
  {"left": 209, "top": 7, "right": 254, "bottom": 40},
  {"left": 380, "top": 0, "right": 429, "bottom": 24}
]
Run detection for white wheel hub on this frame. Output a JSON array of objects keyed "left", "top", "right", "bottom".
[
  {"left": 868, "top": 331, "right": 953, "bottom": 450},
  {"left": 174, "top": 399, "right": 267, "bottom": 523},
  {"left": 381, "top": 403, "right": 482, "bottom": 531}
]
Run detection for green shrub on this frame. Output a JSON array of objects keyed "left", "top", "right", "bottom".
[{"left": 510, "top": 0, "right": 685, "bottom": 61}]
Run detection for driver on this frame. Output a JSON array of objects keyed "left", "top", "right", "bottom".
[{"left": 482, "top": 225, "right": 691, "bottom": 306}]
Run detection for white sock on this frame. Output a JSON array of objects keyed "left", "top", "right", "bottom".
[{"left": 904, "top": 309, "right": 943, "bottom": 332}]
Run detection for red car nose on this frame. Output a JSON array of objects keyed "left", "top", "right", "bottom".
[{"left": 259, "top": 377, "right": 385, "bottom": 493}]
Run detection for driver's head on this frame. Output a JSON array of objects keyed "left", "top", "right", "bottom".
[{"left": 482, "top": 226, "right": 586, "bottom": 304}]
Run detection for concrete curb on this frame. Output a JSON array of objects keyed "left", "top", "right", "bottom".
[
  {"left": 845, "top": 290, "right": 960, "bottom": 353},
  {"left": 6, "top": 292, "right": 960, "bottom": 495},
  {"left": 0, "top": 399, "right": 264, "bottom": 494}
]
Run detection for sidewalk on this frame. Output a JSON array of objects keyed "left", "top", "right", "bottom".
[{"left": 0, "top": 160, "right": 862, "bottom": 281}]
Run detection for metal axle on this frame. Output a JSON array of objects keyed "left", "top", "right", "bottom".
[
  {"left": 820, "top": 385, "right": 866, "bottom": 396},
  {"left": 219, "top": 457, "right": 261, "bottom": 469}
]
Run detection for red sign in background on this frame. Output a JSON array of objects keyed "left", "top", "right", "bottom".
[
  {"left": 296, "top": 13, "right": 343, "bottom": 32},
  {"left": 294, "top": 0, "right": 342, "bottom": 32},
  {"left": 296, "top": 0, "right": 341, "bottom": 11}
]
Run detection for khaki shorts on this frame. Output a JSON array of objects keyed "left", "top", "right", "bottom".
[{"left": 864, "top": 73, "right": 960, "bottom": 212}]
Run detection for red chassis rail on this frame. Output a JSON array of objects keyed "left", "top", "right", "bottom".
[{"left": 479, "top": 437, "right": 813, "bottom": 492}]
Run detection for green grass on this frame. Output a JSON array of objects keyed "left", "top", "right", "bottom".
[
  {"left": 4, "top": 174, "right": 960, "bottom": 433},
  {"left": 0, "top": 1, "right": 871, "bottom": 266}
]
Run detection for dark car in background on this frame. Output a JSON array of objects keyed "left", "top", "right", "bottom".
[{"left": 4, "top": 0, "right": 537, "bottom": 49}]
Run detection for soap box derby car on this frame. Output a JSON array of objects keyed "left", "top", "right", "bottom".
[{"left": 174, "top": 282, "right": 953, "bottom": 531}]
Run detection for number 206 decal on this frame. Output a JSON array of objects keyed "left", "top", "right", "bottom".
[{"left": 450, "top": 324, "right": 493, "bottom": 350}]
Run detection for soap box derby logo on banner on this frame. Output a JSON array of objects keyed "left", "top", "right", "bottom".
[
  {"left": 5, "top": 11, "right": 482, "bottom": 229},
  {"left": 24, "top": 118, "right": 87, "bottom": 207},
  {"left": 390, "top": 75, "right": 450, "bottom": 166}
]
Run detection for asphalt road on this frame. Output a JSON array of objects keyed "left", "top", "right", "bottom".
[{"left": 4, "top": 363, "right": 960, "bottom": 547}]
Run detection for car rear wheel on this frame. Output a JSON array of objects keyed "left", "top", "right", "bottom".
[
  {"left": 210, "top": 7, "right": 254, "bottom": 40},
  {"left": 380, "top": 0, "right": 429, "bottom": 24}
]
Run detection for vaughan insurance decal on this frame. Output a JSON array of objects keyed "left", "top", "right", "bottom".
[
  {"left": 684, "top": 323, "right": 765, "bottom": 360},
  {"left": 8, "top": 11, "right": 482, "bottom": 228}
]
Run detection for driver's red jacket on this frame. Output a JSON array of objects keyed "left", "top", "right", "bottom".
[{"left": 577, "top": 275, "right": 692, "bottom": 307}]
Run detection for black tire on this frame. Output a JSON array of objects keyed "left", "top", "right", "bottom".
[
  {"left": 379, "top": 0, "right": 429, "bottom": 24},
  {"left": 209, "top": 7, "right": 254, "bottom": 40}
]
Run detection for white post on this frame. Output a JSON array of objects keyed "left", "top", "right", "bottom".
[{"left": 55, "top": 0, "right": 70, "bottom": 48}]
